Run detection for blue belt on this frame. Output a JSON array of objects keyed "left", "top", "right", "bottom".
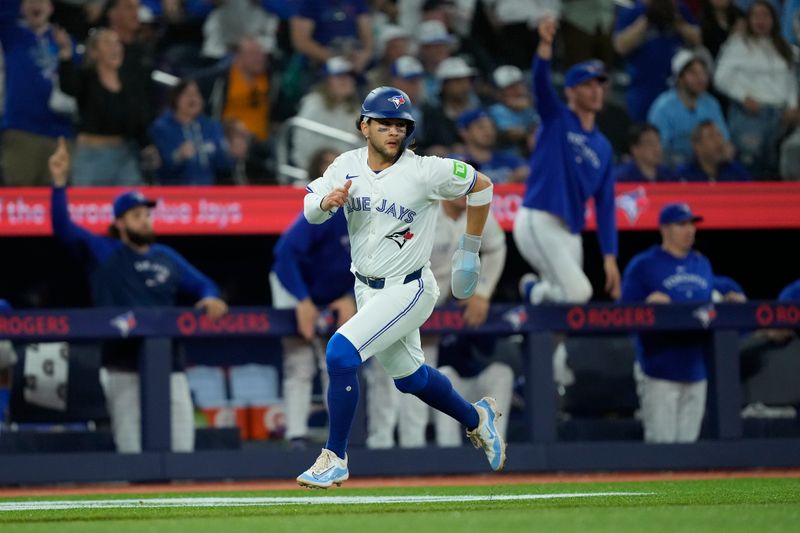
[{"left": 355, "top": 268, "right": 423, "bottom": 289}]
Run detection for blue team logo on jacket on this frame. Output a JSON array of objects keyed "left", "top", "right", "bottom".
[
  {"left": 388, "top": 95, "right": 406, "bottom": 109},
  {"left": 110, "top": 311, "right": 137, "bottom": 337}
]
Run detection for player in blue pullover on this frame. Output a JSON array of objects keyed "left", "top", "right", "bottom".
[
  {"left": 514, "top": 18, "right": 620, "bottom": 306},
  {"left": 621, "top": 202, "right": 745, "bottom": 443},
  {"left": 48, "top": 138, "right": 228, "bottom": 453},
  {"left": 270, "top": 210, "right": 355, "bottom": 449},
  {"left": 513, "top": 18, "right": 620, "bottom": 392}
]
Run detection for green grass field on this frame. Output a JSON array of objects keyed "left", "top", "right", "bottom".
[{"left": 1, "top": 477, "right": 799, "bottom": 532}]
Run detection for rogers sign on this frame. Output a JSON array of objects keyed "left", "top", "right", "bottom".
[
  {"left": 177, "top": 312, "right": 270, "bottom": 335},
  {"left": 0, "top": 314, "right": 69, "bottom": 336},
  {"left": 567, "top": 306, "right": 656, "bottom": 330},
  {"left": 755, "top": 304, "right": 800, "bottom": 327}
]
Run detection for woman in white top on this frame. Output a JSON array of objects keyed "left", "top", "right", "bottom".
[{"left": 714, "top": 0, "right": 800, "bottom": 178}]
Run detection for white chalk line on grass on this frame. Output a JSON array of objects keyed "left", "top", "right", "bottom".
[{"left": 0, "top": 492, "right": 654, "bottom": 512}]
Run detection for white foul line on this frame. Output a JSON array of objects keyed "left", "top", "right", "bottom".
[{"left": 0, "top": 492, "right": 653, "bottom": 512}]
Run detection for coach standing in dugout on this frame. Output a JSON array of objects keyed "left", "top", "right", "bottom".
[
  {"left": 621, "top": 202, "right": 745, "bottom": 443},
  {"left": 48, "top": 138, "right": 229, "bottom": 453}
]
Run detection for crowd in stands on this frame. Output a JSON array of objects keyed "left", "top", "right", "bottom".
[{"left": 2, "top": 0, "right": 800, "bottom": 187}]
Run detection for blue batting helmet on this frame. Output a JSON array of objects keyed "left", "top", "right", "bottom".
[{"left": 359, "top": 86, "right": 416, "bottom": 142}]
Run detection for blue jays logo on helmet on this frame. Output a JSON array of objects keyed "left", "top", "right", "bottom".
[{"left": 388, "top": 94, "right": 406, "bottom": 109}]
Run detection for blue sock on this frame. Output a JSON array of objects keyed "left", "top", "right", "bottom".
[
  {"left": 324, "top": 333, "right": 362, "bottom": 459},
  {"left": 325, "top": 366, "right": 359, "bottom": 459},
  {"left": 395, "top": 364, "right": 479, "bottom": 430}
]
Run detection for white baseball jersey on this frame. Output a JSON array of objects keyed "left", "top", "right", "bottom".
[
  {"left": 430, "top": 205, "right": 506, "bottom": 305},
  {"left": 303, "top": 147, "right": 479, "bottom": 378},
  {"left": 304, "top": 147, "right": 478, "bottom": 279}
]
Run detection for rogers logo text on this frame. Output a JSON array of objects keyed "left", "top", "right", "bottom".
[
  {"left": 177, "top": 312, "right": 270, "bottom": 335},
  {"left": 422, "top": 309, "right": 465, "bottom": 331},
  {"left": 0, "top": 315, "right": 69, "bottom": 336},
  {"left": 567, "top": 306, "right": 656, "bottom": 330},
  {"left": 755, "top": 304, "right": 800, "bottom": 327}
]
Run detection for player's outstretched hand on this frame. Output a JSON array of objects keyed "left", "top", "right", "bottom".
[
  {"left": 49, "top": 137, "right": 70, "bottom": 187},
  {"left": 538, "top": 16, "right": 558, "bottom": 45},
  {"left": 452, "top": 234, "right": 482, "bottom": 299},
  {"left": 321, "top": 180, "right": 352, "bottom": 211},
  {"left": 196, "top": 297, "right": 229, "bottom": 320}
]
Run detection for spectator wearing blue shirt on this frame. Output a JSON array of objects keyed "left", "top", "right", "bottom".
[
  {"left": 150, "top": 80, "right": 247, "bottom": 185},
  {"left": 487, "top": 65, "right": 540, "bottom": 158},
  {"left": 48, "top": 138, "right": 228, "bottom": 453},
  {"left": 270, "top": 150, "right": 355, "bottom": 449},
  {"left": 621, "top": 202, "right": 745, "bottom": 442},
  {"left": 676, "top": 120, "right": 752, "bottom": 181},
  {"left": 290, "top": 0, "right": 372, "bottom": 74},
  {"left": 614, "top": 123, "right": 676, "bottom": 182},
  {"left": 0, "top": 0, "right": 75, "bottom": 185},
  {"left": 613, "top": 0, "right": 701, "bottom": 121},
  {"left": 648, "top": 48, "right": 731, "bottom": 169},
  {"left": 451, "top": 108, "right": 528, "bottom": 184}
]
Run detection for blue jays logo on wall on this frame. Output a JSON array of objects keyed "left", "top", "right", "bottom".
[
  {"left": 616, "top": 186, "right": 649, "bottom": 224},
  {"left": 110, "top": 311, "right": 137, "bottom": 337},
  {"left": 388, "top": 94, "right": 406, "bottom": 109},
  {"left": 502, "top": 305, "right": 528, "bottom": 331},
  {"left": 692, "top": 304, "right": 717, "bottom": 328}
]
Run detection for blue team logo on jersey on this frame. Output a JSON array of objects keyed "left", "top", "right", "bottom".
[
  {"left": 385, "top": 227, "right": 414, "bottom": 248},
  {"left": 110, "top": 311, "right": 137, "bottom": 337},
  {"left": 388, "top": 95, "right": 406, "bottom": 109}
]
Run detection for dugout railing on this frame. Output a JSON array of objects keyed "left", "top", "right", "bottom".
[{"left": 0, "top": 302, "right": 798, "bottom": 485}]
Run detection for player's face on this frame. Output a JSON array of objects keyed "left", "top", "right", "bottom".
[
  {"left": 117, "top": 206, "right": 155, "bottom": 246},
  {"left": 566, "top": 78, "right": 604, "bottom": 113},
  {"left": 363, "top": 118, "right": 408, "bottom": 162},
  {"left": 662, "top": 220, "right": 696, "bottom": 253}
]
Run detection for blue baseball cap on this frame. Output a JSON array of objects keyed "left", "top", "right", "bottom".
[
  {"left": 456, "top": 108, "right": 489, "bottom": 129},
  {"left": 659, "top": 203, "right": 703, "bottom": 225},
  {"left": 113, "top": 191, "right": 157, "bottom": 219},
  {"left": 0, "top": 299, "right": 11, "bottom": 311},
  {"left": 564, "top": 60, "right": 608, "bottom": 88}
]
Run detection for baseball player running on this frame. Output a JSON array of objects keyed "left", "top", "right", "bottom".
[
  {"left": 297, "top": 86, "right": 505, "bottom": 488},
  {"left": 365, "top": 195, "right": 508, "bottom": 449}
]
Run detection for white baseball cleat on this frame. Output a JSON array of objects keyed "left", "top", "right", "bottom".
[
  {"left": 297, "top": 448, "right": 349, "bottom": 489},
  {"left": 466, "top": 397, "right": 507, "bottom": 471}
]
